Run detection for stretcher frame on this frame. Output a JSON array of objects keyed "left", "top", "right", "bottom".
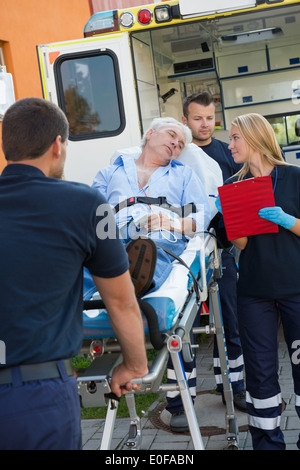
[{"left": 77, "top": 231, "right": 239, "bottom": 450}]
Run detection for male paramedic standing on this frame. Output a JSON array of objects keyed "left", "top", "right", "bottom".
[
  {"left": 0, "top": 97, "right": 148, "bottom": 450},
  {"left": 182, "top": 91, "right": 246, "bottom": 413}
]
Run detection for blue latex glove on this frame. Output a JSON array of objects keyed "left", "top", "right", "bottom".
[
  {"left": 258, "top": 206, "right": 296, "bottom": 230},
  {"left": 215, "top": 195, "right": 222, "bottom": 214}
]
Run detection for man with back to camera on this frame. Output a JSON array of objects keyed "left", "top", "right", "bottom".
[
  {"left": 181, "top": 91, "right": 247, "bottom": 416},
  {"left": 0, "top": 97, "right": 148, "bottom": 450}
]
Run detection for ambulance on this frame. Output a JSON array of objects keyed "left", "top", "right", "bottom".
[{"left": 37, "top": 0, "right": 300, "bottom": 185}]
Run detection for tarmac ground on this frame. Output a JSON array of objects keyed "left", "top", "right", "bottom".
[{"left": 81, "top": 323, "right": 300, "bottom": 452}]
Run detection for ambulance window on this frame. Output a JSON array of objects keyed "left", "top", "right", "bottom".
[
  {"left": 54, "top": 50, "right": 125, "bottom": 140},
  {"left": 267, "top": 116, "right": 287, "bottom": 147},
  {"left": 286, "top": 114, "right": 300, "bottom": 145},
  {"left": 266, "top": 113, "right": 300, "bottom": 147}
]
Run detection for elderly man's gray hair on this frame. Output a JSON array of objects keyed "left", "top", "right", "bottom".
[{"left": 140, "top": 117, "right": 192, "bottom": 149}]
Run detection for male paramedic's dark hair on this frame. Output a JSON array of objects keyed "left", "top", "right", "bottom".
[
  {"left": 2, "top": 97, "right": 69, "bottom": 161},
  {"left": 182, "top": 91, "right": 215, "bottom": 118}
]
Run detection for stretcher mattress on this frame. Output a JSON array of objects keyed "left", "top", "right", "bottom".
[{"left": 83, "top": 236, "right": 214, "bottom": 339}]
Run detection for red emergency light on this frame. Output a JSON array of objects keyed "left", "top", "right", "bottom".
[{"left": 137, "top": 8, "right": 152, "bottom": 25}]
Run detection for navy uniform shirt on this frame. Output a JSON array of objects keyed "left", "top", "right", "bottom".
[
  {"left": 202, "top": 138, "right": 242, "bottom": 248},
  {"left": 226, "top": 165, "right": 300, "bottom": 298},
  {"left": 0, "top": 164, "right": 129, "bottom": 366}
]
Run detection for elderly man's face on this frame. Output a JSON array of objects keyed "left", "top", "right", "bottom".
[{"left": 146, "top": 124, "right": 186, "bottom": 164}]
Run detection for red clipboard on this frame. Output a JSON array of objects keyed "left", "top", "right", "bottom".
[{"left": 218, "top": 175, "right": 279, "bottom": 241}]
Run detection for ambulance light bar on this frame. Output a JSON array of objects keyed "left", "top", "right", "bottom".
[
  {"left": 84, "top": 3, "right": 180, "bottom": 37},
  {"left": 119, "top": 4, "right": 179, "bottom": 28}
]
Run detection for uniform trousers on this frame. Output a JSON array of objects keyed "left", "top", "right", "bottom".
[
  {"left": 213, "top": 253, "right": 245, "bottom": 395},
  {"left": 0, "top": 360, "right": 82, "bottom": 450},
  {"left": 237, "top": 294, "right": 300, "bottom": 450}
]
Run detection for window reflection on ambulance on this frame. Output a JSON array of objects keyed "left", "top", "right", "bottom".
[
  {"left": 266, "top": 113, "right": 300, "bottom": 147},
  {"left": 56, "top": 51, "right": 124, "bottom": 139}
]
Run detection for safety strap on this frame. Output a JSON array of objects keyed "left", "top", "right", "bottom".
[{"left": 114, "top": 196, "right": 197, "bottom": 217}]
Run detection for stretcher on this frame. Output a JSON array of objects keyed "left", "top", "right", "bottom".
[{"left": 77, "top": 230, "right": 239, "bottom": 450}]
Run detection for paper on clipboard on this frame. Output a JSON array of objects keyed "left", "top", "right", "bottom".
[{"left": 218, "top": 175, "right": 279, "bottom": 241}]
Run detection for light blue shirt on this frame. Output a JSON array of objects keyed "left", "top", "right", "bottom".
[{"left": 92, "top": 155, "right": 211, "bottom": 235}]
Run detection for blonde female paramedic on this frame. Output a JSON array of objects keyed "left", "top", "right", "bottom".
[{"left": 216, "top": 113, "right": 300, "bottom": 450}]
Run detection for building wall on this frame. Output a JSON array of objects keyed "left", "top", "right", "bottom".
[{"left": 0, "top": 0, "right": 92, "bottom": 170}]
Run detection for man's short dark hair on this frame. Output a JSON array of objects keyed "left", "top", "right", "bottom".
[
  {"left": 2, "top": 97, "right": 69, "bottom": 162},
  {"left": 182, "top": 91, "right": 215, "bottom": 118}
]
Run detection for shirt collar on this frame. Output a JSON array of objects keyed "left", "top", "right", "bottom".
[{"left": 1, "top": 163, "right": 46, "bottom": 178}]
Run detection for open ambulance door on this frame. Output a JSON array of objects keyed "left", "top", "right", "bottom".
[{"left": 37, "top": 33, "right": 159, "bottom": 185}]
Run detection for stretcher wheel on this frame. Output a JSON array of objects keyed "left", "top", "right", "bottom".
[
  {"left": 227, "top": 443, "right": 239, "bottom": 450},
  {"left": 182, "top": 342, "right": 194, "bottom": 363}
]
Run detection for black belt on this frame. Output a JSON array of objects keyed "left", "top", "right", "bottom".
[{"left": 0, "top": 359, "right": 74, "bottom": 385}]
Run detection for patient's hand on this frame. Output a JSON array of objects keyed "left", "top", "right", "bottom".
[{"left": 145, "top": 213, "right": 181, "bottom": 233}]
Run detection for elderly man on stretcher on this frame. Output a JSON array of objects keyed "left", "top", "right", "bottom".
[{"left": 86, "top": 117, "right": 211, "bottom": 298}]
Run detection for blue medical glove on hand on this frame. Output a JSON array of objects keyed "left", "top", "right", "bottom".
[
  {"left": 215, "top": 195, "right": 222, "bottom": 214},
  {"left": 258, "top": 206, "right": 296, "bottom": 230}
]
